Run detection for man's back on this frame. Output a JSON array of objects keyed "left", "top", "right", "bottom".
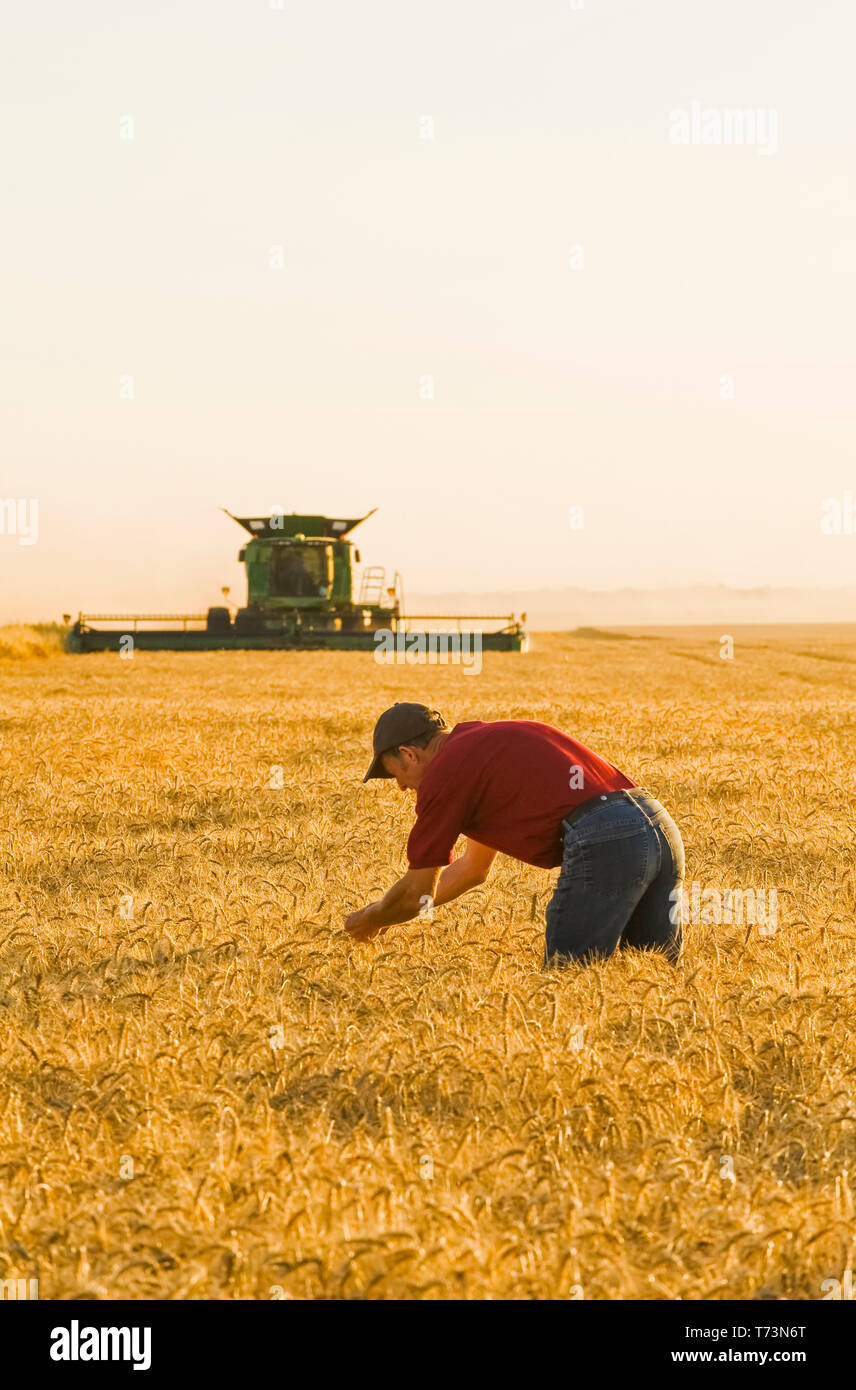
[{"left": 407, "top": 719, "right": 635, "bottom": 869}]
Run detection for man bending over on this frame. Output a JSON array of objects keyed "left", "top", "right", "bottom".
[{"left": 344, "top": 703, "right": 685, "bottom": 966}]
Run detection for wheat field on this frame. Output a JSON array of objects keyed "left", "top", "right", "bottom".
[{"left": 1, "top": 628, "right": 855, "bottom": 1301}]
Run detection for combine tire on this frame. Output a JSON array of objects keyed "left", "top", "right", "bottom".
[
  {"left": 234, "top": 607, "right": 262, "bottom": 636},
  {"left": 206, "top": 606, "right": 232, "bottom": 634}
]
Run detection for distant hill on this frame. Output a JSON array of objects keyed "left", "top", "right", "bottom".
[{"left": 407, "top": 586, "right": 856, "bottom": 629}]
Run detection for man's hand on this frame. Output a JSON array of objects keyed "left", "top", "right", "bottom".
[{"left": 343, "top": 905, "right": 388, "bottom": 942}]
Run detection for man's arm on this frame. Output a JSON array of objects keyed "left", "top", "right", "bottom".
[
  {"left": 343, "top": 840, "right": 496, "bottom": 942},
  {"left": 433, "top": 838, "right": 497, "bottom": 905},
  {"left": 344, "top": 866, "right": 440, "bottom": 941}
]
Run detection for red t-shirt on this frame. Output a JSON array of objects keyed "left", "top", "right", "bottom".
[{"left": 406, "top": 720, "right": 636, "bottom": 870}]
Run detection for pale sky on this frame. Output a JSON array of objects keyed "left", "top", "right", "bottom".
[{"left": 2, "top": 0, "right": 855, "bottom": 620}]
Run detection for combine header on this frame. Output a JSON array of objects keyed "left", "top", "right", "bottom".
[{"left": 67, "top": 510, "right": 528, "bottom": 653}]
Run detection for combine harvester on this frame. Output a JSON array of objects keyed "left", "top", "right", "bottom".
[{"left": 67, "top": 509, "right": 528, "bottom": 653}]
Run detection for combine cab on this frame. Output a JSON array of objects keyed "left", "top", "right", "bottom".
[{"left": 67, "top": 510, "right": 527, "bottom": 653}]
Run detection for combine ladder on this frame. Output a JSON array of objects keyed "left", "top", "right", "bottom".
[{"left": 358, "top": 566, "right": 386, "bottom": 604}]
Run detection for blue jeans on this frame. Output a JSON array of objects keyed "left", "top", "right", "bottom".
[{"left": 544, "top": 789, "right": 685, "bottom": 966}]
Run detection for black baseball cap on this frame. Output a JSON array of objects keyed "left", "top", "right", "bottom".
[{"left": 363, "top": 703, "right": 448, "bottom": 782}]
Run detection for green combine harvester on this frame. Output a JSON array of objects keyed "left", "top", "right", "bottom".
[{"left": 67, "top": 509, "right": 528, "bottom": 653}]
